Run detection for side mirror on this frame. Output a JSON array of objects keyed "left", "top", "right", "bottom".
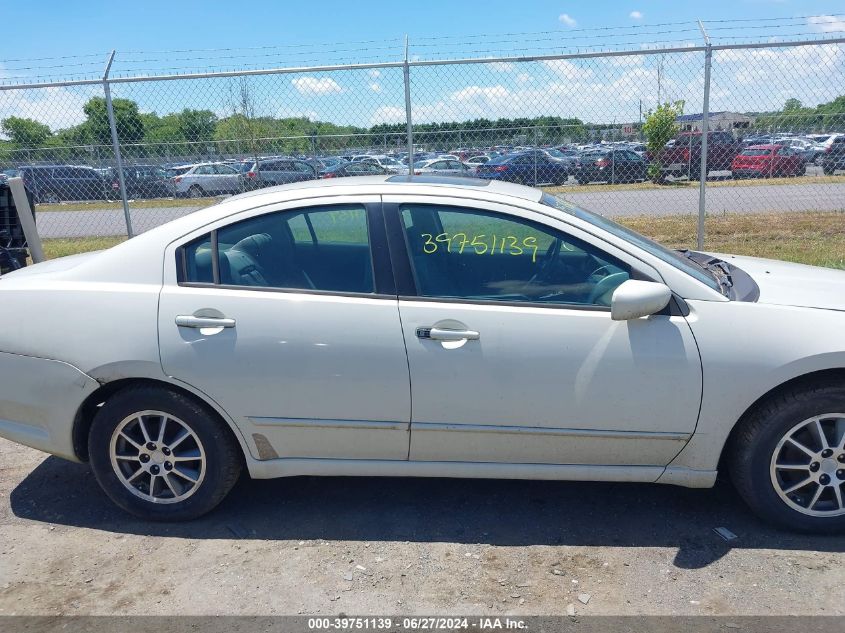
[{"left": 610, "top": 280, "right": 672, "bottom": 321}]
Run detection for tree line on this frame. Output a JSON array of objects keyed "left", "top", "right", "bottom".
[{"left": 2, "top": 93, "right": 842, "bottom": 165}]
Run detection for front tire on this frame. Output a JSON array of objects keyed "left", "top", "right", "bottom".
[
  {"left": 39, "top": 189, "right": 60, "bottom": 204},
  {"left": 88, "top": 385, "right": 242, "bottom": 521},
  {"left": 728, "top": 381, "right": 845, "bottom": 533}
]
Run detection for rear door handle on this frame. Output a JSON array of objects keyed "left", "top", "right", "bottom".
[
  {"left": 417, "top": 327, "right": 480, "bottom": 341},
  {"left": 175, "top": 315, "right": 236, "bottom": 329}
]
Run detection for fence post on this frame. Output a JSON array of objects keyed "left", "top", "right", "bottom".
[
  {"left": 697, "top": 20, "right": 712, "bottom": 250},
  {"left": 103, "top": 50, "right": 134, "bottom": 238},
  {"left": 403, "top": 35, "right": 414, "bottom": 176}
]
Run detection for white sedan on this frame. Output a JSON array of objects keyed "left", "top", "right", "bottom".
[{"left": 1, "top": 176, "right": 844, "bottom": 531}]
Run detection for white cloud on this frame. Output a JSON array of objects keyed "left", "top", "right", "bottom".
[
  {"left": 607, "top": 54, "right": 644, "bottom": 67},
  {"left": 558, "top": 13, "right": 576, "bottom": 27},
  {"left": 516, "top": 72, "right": 532, "bottom": 84},
  {"left": 450, "top": 85, "right": 511, "bottom": 103},
  {"left": 629, "top": 10, "right": 643, "bottom": 20},
  {"left": 0, "top": 85, "right": 93, "bottom": 134},
  {"left": 368, "top": 69, "right": 381, "bottom": 79},
  {"left": 369, "top": 82, "right": 383, "bottom": 93},
  {"left": 290, "top": 76, "right": 342, "bottom": 95},
  {"left": 542, "top": 59, "right": 594, "bottom": 79},
  {"left": 490, "top": 62, "right": 515, "bottom": 72},
  {"left": 808, "top": 15, "right": 845, "bottom": 33}
]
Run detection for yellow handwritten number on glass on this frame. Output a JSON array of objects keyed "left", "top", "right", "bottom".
[{"left": 421, "top": 233, "right": 437, "bottom": 254}]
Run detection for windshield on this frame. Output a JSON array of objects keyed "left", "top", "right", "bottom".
[
  {"left": 544, "top": 148, "right": 566, "bottom": 159},
  {"left": 380, "top": 157, "right": 402, "bottom": 166},
  {"left": 167, "top": 166, "right": 191, "bottom": 177},
  {"left": 741, "top": 149, "right": 772, "bottom": 156},
  {"left": 229, "top": 162, "right": 253, "bottom": 173},
  {"left": 541, "top": 193, "right": 723, "bottom": 293}
]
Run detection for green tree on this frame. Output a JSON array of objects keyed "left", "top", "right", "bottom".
[
  {"left": 1, "top": 116, "right": 52, "bottom": 147},
  {"left": 783, "top": 98, "right": 803, "bottom": 113},
  {"left": 177, "top": 109, "right": 217, "bottom": 143},
  {"left": 642, "top": 100, "right": 684, "bottom": 181},
  {"left": 82, "top": 97, "right": 145, "bottom": 146}
]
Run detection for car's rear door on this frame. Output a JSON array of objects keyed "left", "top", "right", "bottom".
[
  {"left": 158, "top": 196, "right": 411, "bottom": 462},
  {"left": 383, "top": 195, "right": 702, "bottom": 467}
]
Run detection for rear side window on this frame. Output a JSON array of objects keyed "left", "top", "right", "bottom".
[{"left": 180, "top": 205, "right": 374, "bottom": 294}]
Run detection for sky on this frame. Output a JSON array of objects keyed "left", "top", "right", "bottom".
[{"left": 0, "top": 1, "right": 844, "bottom": 134}]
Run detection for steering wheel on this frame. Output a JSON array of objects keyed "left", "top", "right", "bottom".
[
  {"left": 588, "top": 263, "right": 617, "bottom": 279},
  {"left": 588, "top": 272, "right": 629, "bottom": 305},
  {"left": 527, "top": 239, "right": 561, "bottom": 285}
]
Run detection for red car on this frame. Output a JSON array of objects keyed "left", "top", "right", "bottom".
[{"left": 731, "top": 144, "right": 804, "bottom": 178}]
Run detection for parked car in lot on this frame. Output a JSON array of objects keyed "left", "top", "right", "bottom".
[
  {"left": 169, "top": 163, "right": 246, "bottom": 198},
  {"left": 319, "top": 161, "right": 388, "bottom": 178},
  {"left": 463, "top": 154, "right": 492, "bottom": 168},
  {"left": 411, "top": 158, "right": 472, "bottom": 177},
  {"left": 572, "top": 149, "right": 649, "bottom": 184},
  {"left": 243, "top": 158, "right": 316, "bottom": 189},
  {"left": 772, "top": 138, "right": 820, "bottom": 164},
  {"left": 19, "top": 165, "right": 112, "bottom": 203},
  {"left": 821, "top": 135, "right": 845, "bottom": 175},
  {"left": 731, "top": 145, "right": 805, "bottom": 178},
  {"left": 115, "top": 165, "right": 174, "bottom": 199},
  {"left": 475, "top": 151, "right": 569, "bottom": 185},
  {"left": 357, "top": 155, "right": 409, "bottom": 175},
  {"left": 308, "top": 157, "right": 347, "bottom": 173},
  {"left": 651, "top": 131, "right": 743, "bottom": 179},
  {"left": 2, "top": 176, "right": 845, "bottom": 533}
]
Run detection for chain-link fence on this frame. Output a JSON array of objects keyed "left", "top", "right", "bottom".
[{"left": 0, "top": 22, "right": 843, "bottom": 248}]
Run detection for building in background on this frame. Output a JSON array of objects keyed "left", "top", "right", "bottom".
[{"left": 676, "top": 111, "right": 756, "bottom": 133}]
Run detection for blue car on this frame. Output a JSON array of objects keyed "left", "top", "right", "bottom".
[{"left": 475, "top": 151, "right": 570, "bottom": 185}]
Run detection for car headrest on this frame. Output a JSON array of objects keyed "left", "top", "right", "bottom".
[{"left": 232, "top": 233, "right": 272, "bottom": 257}]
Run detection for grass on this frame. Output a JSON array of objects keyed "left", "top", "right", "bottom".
[
  {"left": 41, "top": 236, "right": 126, "bottom": 259},
  {"left": 35, "top": 211, "right": 844, "bottom": 270},
  {"left": 37, "top": 197, "right": 222, "bottom": 212},
  {"left": 618, "top": 211, "right": 845, "bottom": 270}
]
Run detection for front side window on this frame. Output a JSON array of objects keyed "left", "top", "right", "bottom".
[
  {"left": 182, "top": 205, "right": 374, "bottom": 294},
  {"left": 400, "top": 205, "right": 630, "bottom": 307}
]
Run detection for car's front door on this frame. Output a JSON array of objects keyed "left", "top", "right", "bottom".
[
  {"left": 384, "top": 196, "right": 702, "bottom": 467},
  {"left": 158, "top": 197, "right": 411, "bottom": 462}
]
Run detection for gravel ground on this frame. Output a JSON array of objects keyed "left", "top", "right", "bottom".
[{"left": 0, "top": 438, "right": 843, "bottom": 616}]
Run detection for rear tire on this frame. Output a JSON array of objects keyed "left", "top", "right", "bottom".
[
  {"left": 728, "top": 380, "right": 845, "bottom": 534},
  {"left": 39, "top": 189, "right": 60, "bottom": 204},
  {"left": 188, "top": 185, "right": 205, "bottom": 198},
  {"left": 823, "top": 165, "right": 835, "bottom": 176},
  {"left": 88, "top": 385, "right": 242, "bottom": 521}
]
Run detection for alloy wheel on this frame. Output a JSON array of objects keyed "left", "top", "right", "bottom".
[
  {"left": 109, "top": 410, "right": 206, "bottom": 504},
  {"left": 770, "top": 414, "right": 845, "bottom": 517}
]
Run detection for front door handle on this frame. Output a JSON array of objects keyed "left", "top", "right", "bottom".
[
  {"left": 175, "top": 315, "right": 236, "bottom": 329},
  {"left": 417, "top": 326, "right": 480, "bottom": 341}
]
